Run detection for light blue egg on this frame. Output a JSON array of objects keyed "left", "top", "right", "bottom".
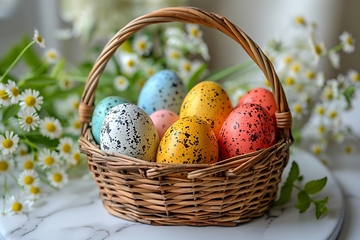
[
  {"left": 137, "top": 70, "right": 187, "bottom": 115},
  {"left": 91, "top": 96, "right": 128, "bottom": 144}
]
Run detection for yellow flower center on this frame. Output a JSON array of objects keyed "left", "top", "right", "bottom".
[
  {"left": 344, "top": 146, "right": 353, "bottom": 154},
  {"left": 0, "top": 89, "right": 8, "bottom": 100},
  {"left": 73, "top": 121, "right": 81, "bottom": 130},
  {"left": 190, "top": 28, "right": 199, "bottom": 37},
  {"left": 19, "top": 149, "right": 27, "bottom": 156},
  {"left": 48, "top": 51, "right": 56, "bottom": 59},
  {"left": 352, "top": 73, "right": 360, "bottom": 82},
  {"left": 324, "top": 89, "right": 333, "bottom": 100},
  {"left": 329, "top": 111, "right": 337, "bottom": 119},
  {"left": 25, "top": 116, "right": 33, "bottom": 125},
  {"left": 62, "top": 143, "right": 71, "bottom": 154},
  {"left": 117, "top": 78, "right": 125, "bottom": 85},
  {"left": 137, "top": 41, "right": 146, "bottom": 50},
  {"left": 2, "top": 139, "right": 13, "bottom": 149},
  {"left": 183, "top": 63, "right": 191, "bottom": 72},
  {"left": 293, "top": 104, "right": 302, "bottom": 114},
  {"left": 46, "top": 122, "right": 56, "bottom": 133},
  {"left": 25, "top": 95, "right": 36, "bottom": 107},
  {"left": 314, "top": 44, "right": 323, "bottom": 55},
  {"left": 316, "top": 106, "right": 325, "bottom": 115},
  {"left": 283, "top": 56, "right": 293, "bottom": 65},
  {"left": 12, "top": 202, "right": 23, "bottom": 212},
  {"left": 317, "top": 125, "right": 326, "bottom": 134},
  {"left": 24, "top": 175, "right": 34, "bottom": 185},
  {"left": 291, "top": 63, "right": 301, "bottom": 73},
  {"left": 0, "top": 161, "right": 9, "bottom": 171},
  {"left": 11, "top": 87, "right": 19, "bottom": 97},
  {"left": 285, "top": 77, "right": 295, "bottom": 86},
  {"left": 72, "top": 101, "right": 79, "bottom": 109},
  {"left": 346, "top": 37, "right": 353, "bottom": 45},
  {"left": 44, "top": 156, "right": 55, "bottom": 165},
  {"left": 53, "top": 173, "right": 62, "bottom": 183},
  {"left": 306, "top": 70, "right": 315, "bottom": 80},
  {"left": 24, "top": 160, "right": 34, "bottom": 170},
  {"left": 30, "top": 186, "right": 40, "bottom": 195},
  {"left": 171, "top": 51, "right": 179, "bottom": 59},
  {"left": 73, "top": 152, "right": 81, "bottom": 165},
  {"left": 295, "top": 16, "right": 306, "bottom": 26},
  {"left": 312, "top": 146, "right": 322, "bottom": 155},
  {"left": 127, "top": 60, "right": 134, "bottom": 67}
]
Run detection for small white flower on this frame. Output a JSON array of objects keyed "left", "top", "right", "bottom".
[
  {"left": 6, "top": 195, "right": 32, "bottom": 215},
  {"left": 294, "top": 16, "right": 307, "bottom": 27},
  {"left": 44, "top": 48, "right": 60, "bottom": 64},
  {"left": 309, "top": 36, "right": 326, "bottom": 62},
  {"left": 57, "top": 137, "right": 74, "bottom": 157},
  {"left": 311, "top": 142, "right": 326, "bottom": 156},
  {"left": 59, "top": 76, "right": 75, "bottom": 91},
  {"left": 48, "top": 167, "right": 68, "bottom": 188},
  {"left": 39, "top": 117, "right": 63, "bottom": 139},
  {"left": 327, "top": 108, "right": 339, "bottom": 120},
  {"left": 18, "top": 169, "right": 39, "bottom": 189},
  {"left": 0, "top": 130, "right": 19, "bottom": 155},
  {"left": 186, "top": 24, "right": 203, "bottom": 41},
  {"left": 291, "top": 101, "right": 308, "bottom": 119},
  {"left": 0, "top": 83, "right": 11, "bottom": 107},
  {"left": 339, "top": 31, "right": 355, "bottom": 53},
  {"left": 15, "top": 143, "right": 29, "bottom": 157},
  {"left": 19, "top": 89, "right": 43, "bottom": 111},
  {"left": 66, "top": 115, "right": 81, "bottom": 135},
  {"left": 133, "top": 35, "right": 152, "bottom": 56},
  {"left": 17, "top": 154, "right": 36, "bottom": 171},
  {"left": 5, "top": 80, "right": 20, "bottom": 104},
  {"left": 343, "top": 142, "right": 356, "bottom": 155},
  {"left": 164, "top": 27, "right": 183, "bottom": 38},
  {"left": 316, "top": 123, "right": 328, "bottom": 136},
  {"left": 120, "top": 53, "right": 138, "bottom": 76},
  {"left": 38, "top": 148, "right": 61, "bottom": 170},
  {"left": 33, "top": 28, "right": 45, "bottom": 48},
  {"left": 315, "top": 104, "right": 326, "bottom": 117},
  {"left": 69, "top": 150, "right": 82, "bottom": 167},
  {"left": 348, "top": 69, "right": 360, "bottom": 84},
  {"left": 165, "top": 47, "right": 182, "bottom": 66},
  {"left": 18, "top": 108, "right": 40, "bottom": 132},
  {"left": 27, "top": 185, "right": 42, "bottom": 201},
  {"left": 113, "top": 75, "right": 129, "bottom": 91},
  {"left": 0, "top": 155, "right": 13, "bottom": 175}
]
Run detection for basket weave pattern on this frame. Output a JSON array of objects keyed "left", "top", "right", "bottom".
[{"left": 78, "top": 7, "right": 293, "bottom": 226}]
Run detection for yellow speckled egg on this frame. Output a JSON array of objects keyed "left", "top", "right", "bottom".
[
  {"left": 156, "top": 116, "right": 218, "bottom": 165},
  {"left": 180, "top": 81, "right": 233, "bottom": 138}
]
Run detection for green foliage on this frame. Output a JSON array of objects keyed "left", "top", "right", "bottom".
[{"left": 275, "top": 161, "right": 328, "bottom": 220}]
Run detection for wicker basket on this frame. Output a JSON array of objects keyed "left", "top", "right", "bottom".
[{"left": 78, "top": 6, "right": 293, "bottom": 227}]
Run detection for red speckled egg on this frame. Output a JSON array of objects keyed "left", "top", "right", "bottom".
[
  {"left": 218, "top": 103, "right": 276, "bottom": 159},
  {"left": 237, "top": 87, "right": 277, "bottom": 118}
]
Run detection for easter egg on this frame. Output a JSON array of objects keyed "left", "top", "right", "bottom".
[
  {"left": 156, "top": 116, "right": 218, "bottom": 165},
  {"left": 91, "top": 96, "right": 128, "bottom": 144},
  {"left": 100, "top": 103, "right": 159, "bottom": 162},
  {"left": 218, "top": 103, "right": 276, "bottom": 159},
  {"left": 138, "top": 70, "right": 187, "bottom": 115},
  {"left": 149, "top": 109, "right": 179, "bottom": 140},
  {"left": 180, "top": 81, "right": 233, "bottom": 138},
  {"left": 237, "top": 87, "right": 277, "bottom": 118}
]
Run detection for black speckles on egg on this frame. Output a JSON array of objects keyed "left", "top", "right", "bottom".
[
  {"left": 218, "top": 102, "right": 276, "bottom": 160},
  {"left": 156, "top": 116, "right": 218, "bottom": 165},
  {"left": 100, "top": 103, "right": 159, "bottom": 162},
  {"left": 137, "top": 70, "right": 187, "bottom": 115}
]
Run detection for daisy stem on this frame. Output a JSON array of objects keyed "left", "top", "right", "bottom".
[
  {"left": 206, "top": 59, "right": 254, "bottom": 82},
  {"left": 0, "top": 40, "right": 36, "bottom": 83},
  {"left": 328, "top": 44, "right": 344, "bottom": 53}
]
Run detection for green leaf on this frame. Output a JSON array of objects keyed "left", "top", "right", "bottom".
[
  {"left": 342, "top": 85, "right": 355, "bottom": 110},
  {"left": 274, "top": 182, "right": 293, "bottom": 206},
  {"left": 295, "top": 191, "right": 311, "bottom": 213},
  {"left": 2, "top": 104, "right": 20, "bottom": 122},
  {"left": 18, "top": 76, "right": 59, "bottom": 88},
  {"left": 315, "top": 196, "right": 329, "bottom": 219},
  {"left": 186, "top": 63, "right": 207, "bottom": 91},
  {"left": 206, "top": 60, "right": 254, "bottom": 82},
  {"left": 304, "top": 177, "right": 327, "bottom": 195},
  {"left": 287, "top": 161, "right": 300, "bottom": 184},
  {"left": 50, "top": 59, "right": 65, "bottom": 78}
]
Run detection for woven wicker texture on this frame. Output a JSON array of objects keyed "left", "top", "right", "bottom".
[{"left": 78, "top": 6, "right": 294, "bottom": 226}]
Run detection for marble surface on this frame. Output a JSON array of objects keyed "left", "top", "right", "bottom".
[{"left": 0, "top": 148, "right": 357, "bottom": 240}]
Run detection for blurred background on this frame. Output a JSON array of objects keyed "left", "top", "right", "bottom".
[{"left": 0, "top": 0, "right": 359, "bottom": 135}]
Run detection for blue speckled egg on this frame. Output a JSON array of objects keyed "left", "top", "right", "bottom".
[
  {"left": 137, "top": 70, "right": 187, "bottom": 115},
  {"left": 100, "top": 103, "right": 160, "bottom": 162},
  {"left": 91, "top": 96, "right": 128, "bottom": 144}
]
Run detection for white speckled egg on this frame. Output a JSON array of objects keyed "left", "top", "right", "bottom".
[
  {"left": 137, "top": 70, "right": 187, "bottom": 115},
  {"left": 91, "top": 96, "right": 128, "bottom": 144},
  {"left": 100, "top": 103, "right": 159, "bottom": 162}
]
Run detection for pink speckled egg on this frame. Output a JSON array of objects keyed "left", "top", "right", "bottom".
[
  {"left": 150, "top": 109, "right": 179, "bottom": 139},
  {"left": 218, "top": 103, "right": 276, "bottom": 160}
]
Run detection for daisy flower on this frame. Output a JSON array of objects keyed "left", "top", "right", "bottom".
[
  {"left": 0, "top": 155, "right": 13, "bottom": 175},
  {"left": 39, "top": 116, "right": 63, "bottom": 139},
  {"left": 315, "top": 104, "right": 326, "bottom": 117},
  {"left": 27, "top": 185, "right": 42, "bottom": 201},
  {"left": 6, "top": 195, "right": 32, "bottom": 215},
  {"left": 165, "top": 47, "right": 182, "bottom": 66},
  {"left": 339, "top": 31, "right": 355, "bottom": 53},
  {"left": 19, "top": 89, "right": 43, "bottom": 111},
  {"left": 44, "top": 48, "right": 60, "bottom": 64},
  {"left": 18, "top": 169, "right": 39, "bottom": 189},
  {"left": 291, "top": 101, "right": 308, "bottom": 119},
  {"left": 15, "top": 143, "right": 29, "bottom": 157},
  {"left": 33, "top": 28, "right": 45, "bottom": 48},
  {"left": 37, "top": 148, "right": 61, "bottom": 170},
  {"left": 48, "top": 167, "right": 68, "bottom": 189},
  {"left": 0, "top": 130, "right": 19, "bottom": 155},
  {"left": 132, "top": 35, "right": 152, "bottom": 56},
  {"left": 17, "top": 154, "right": 36, "bottom": 171},
  {"left": 343, "top": 142, "right": 356, "bottom": 155},
  {"left": 186, "top": 24, "right": 203, "bottom": 41},
  {"left": 120, "top": 53, "right": 138, "bottom": 76},
  {"left": 0, "top": 83, "right": 11, "bottom": 107},
  {"left": 69, "top": 150, "right": 82, "bottom": 167},
  {"left": 348, "top": 69, "right": 360, "bottom": 85},
  {"left": 66, "top": 115, "right": 81, "bottom": 135},
  {"left": 294, "top": 16, "right": 307, "bottom": 27},
  {"left": 309, "top": 37, "right": 326, "bottom": 62},
  {"left": 59, "top": 76, "right": 75, "bottom": 91},
  {"left": 17, "top": 108, "right": 40, "bottom": 131},
  {"left": 5, "top": 80, "right": 20, "bottom": 104},
  {"left": 310, "top": 142, "right": 326, "bottom": 156},
  {"left": 113, "top": 75, "right": 129, "bottom": 91},
  {"left": 57, "top": 137, "right": 74, "bottom": 157}
]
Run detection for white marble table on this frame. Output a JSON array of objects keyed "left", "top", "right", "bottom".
[{"left": 0, "top": 148, "right": 358, "bottom": 240}]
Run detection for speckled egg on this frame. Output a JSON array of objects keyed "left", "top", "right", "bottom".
[
  {"left": 237, "top": 87, "right": 277, "bottom": 118},
  {"left": 156, "top": 116, "right": 218, "bottom": 165},
  {"left": 180, "top": 81, "right": 233, "bottom": 138},
  {"left": 91, "top": 96, "right": 128, "bottom": 144},
  {"left": 100, "top": 103, "right": 159, "bottom": 162},
  {"left": 218, "top": 103, "right": 276, "bottom": 160},
  {"left": 150, "top": 109, "right": 179, "bottom": 140},
  {"left": 137, "top": 70, "right": 187, "bottom": 115}
]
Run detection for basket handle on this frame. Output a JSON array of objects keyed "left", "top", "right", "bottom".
[{"left": 78, "top": 6, "right": 293, "bottom": 142}]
